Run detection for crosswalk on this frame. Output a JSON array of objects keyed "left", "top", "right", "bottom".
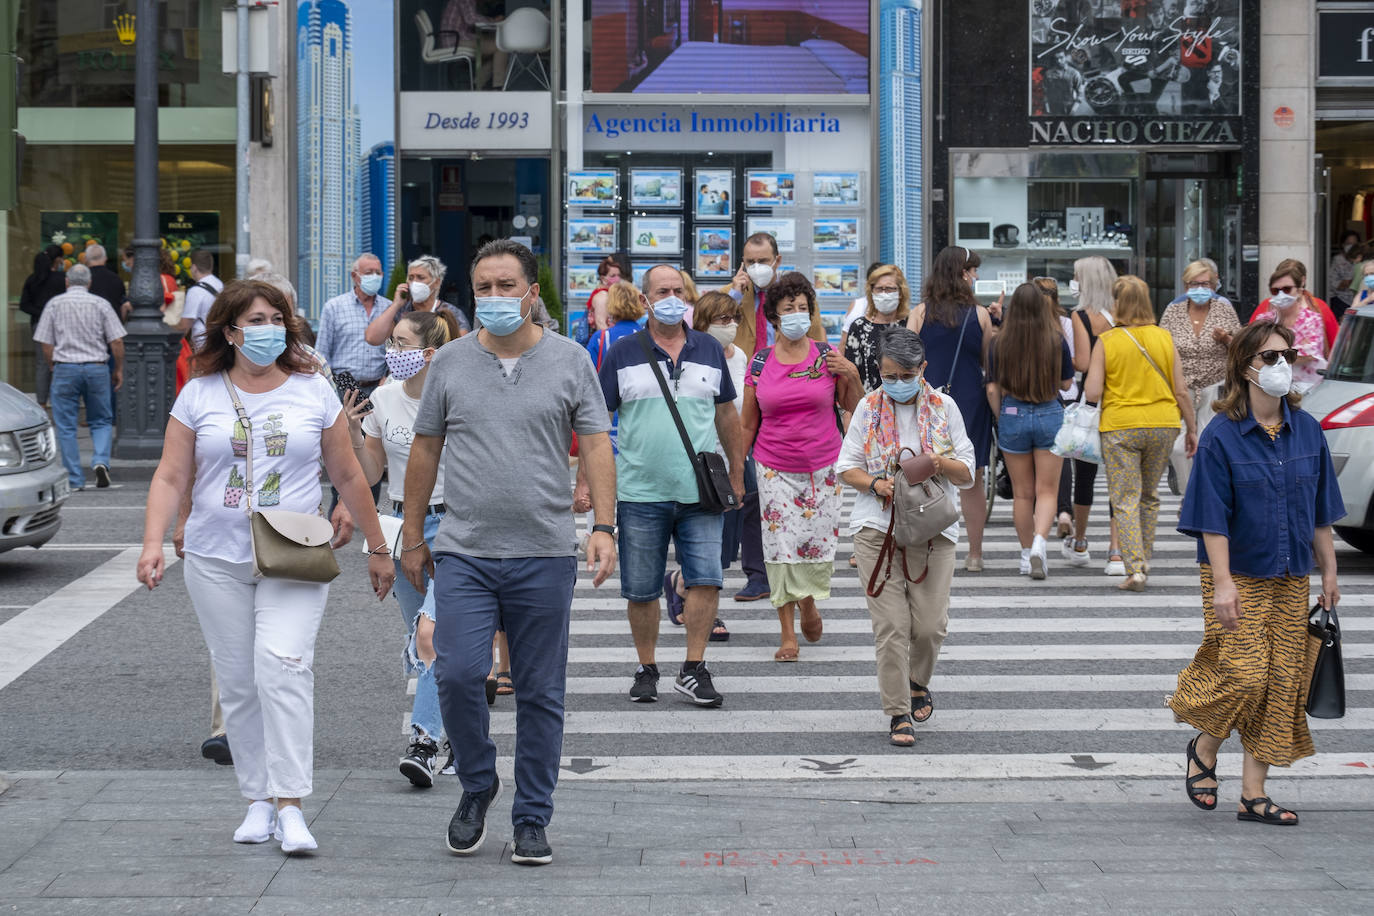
[{"left": 425, "top": 485, "right": 1374, "bottom": 781}]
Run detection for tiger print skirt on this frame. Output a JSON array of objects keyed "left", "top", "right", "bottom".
[{"left": 1169, "top": 564, "right": 1315, "bottom": 767}]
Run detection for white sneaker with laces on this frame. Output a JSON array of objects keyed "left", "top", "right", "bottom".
[
  {"left": 274, "top": 805, "right": 318, "bottom": 854},
  {"left": 1029, "top": 535, "right": 1048, "bottom": 580},
  {"left": 233, "top": 801, "right": 276, "bottom": 844},
  {"left": 1019, "top": 548, "right": 1031, "bottom": 576}
]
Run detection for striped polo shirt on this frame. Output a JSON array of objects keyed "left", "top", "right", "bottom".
[{"left": 599, "top": 328, "right": 736, "bottom": 505}]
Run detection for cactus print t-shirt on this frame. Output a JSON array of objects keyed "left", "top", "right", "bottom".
[{"left": 170, "top": 371, "right": 342, "bottom": 564}]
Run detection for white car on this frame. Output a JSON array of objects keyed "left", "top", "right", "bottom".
[
  {"left": 1305, "top": 303, "right": 1374, "bottom": 554},
  {"left": 0, "top": 381, "right": 68, "bottom": 551}
]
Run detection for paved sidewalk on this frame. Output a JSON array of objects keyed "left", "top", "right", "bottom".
[{"left": 2, "top": 770, "right": 1372, "bottom": 914}]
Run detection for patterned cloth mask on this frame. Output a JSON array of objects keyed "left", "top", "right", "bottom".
[{"left": 384, "top": 348, "right": 427, "bottom": 380}]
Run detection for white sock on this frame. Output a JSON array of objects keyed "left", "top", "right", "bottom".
[
  {"left": 233, "top": 801, "right": 276, "bottom": 844},
  {"left": 274, "top": 805, "right": 318, "bottom": 853}
]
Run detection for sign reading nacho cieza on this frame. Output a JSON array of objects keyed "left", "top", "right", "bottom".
[{"left": 1028, "top": 0, "right": 1242, "bottom": 146}]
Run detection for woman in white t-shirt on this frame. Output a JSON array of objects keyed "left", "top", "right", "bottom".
[
  {"left": 345, "top": 310, "right": 459, "bottom": 788},
  {"left": 137, "top": 280, "right": 394, "bottom": 855}
]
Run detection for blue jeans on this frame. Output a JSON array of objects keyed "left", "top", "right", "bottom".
[
  {"left": 392, "top": 509, "right": 442, "bottom": 742},
  {"left": 50, "top": 363, "right": 113, "bottom": 488},
  {"left": 998, "top": 396, "right": 1063, "bottom": 455},
  {"left": 432, "top": 553, "right": 576, "bottom": 827},
  {"left": 617, "top": 500, "right": 725, "bottom": 601}
]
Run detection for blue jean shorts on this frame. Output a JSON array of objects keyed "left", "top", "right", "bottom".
[
  {"left": 617, "top": 501, "right": 725, "bottom": 601},
  {"left": 998, "top": 396, "right": 1064, "bottom": 454}
]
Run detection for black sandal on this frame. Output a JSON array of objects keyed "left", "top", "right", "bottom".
[
  {"left": 709, "top": 618, "right": 730, "bottom": 642},
  {"left": 889, "top": 714, "right": 915, "bottom": 747},
  {"left": 1237, "top": 795, "right": 1298, "bottom": 826},
  {"left": 909, "top": 682, "right": 934, "bottom": 722},
  {"left": 1185, "top": 734, "right": 1218, "bottom": 811}
]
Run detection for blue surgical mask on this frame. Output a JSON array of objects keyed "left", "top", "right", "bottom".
[
  {"left": 235, "top": 324, "right": 287, "bottom": 366},
  {"left": 476, "top": 289, "right": 530, "bottom": 336},
  {"left": 779, "top": 312, "right": 811, "bottom": 341},
  {"left": 651, "top": 295, "right": 689, "bottom": 325},
  {"left": 359, "top": 273, "right": 383, "bottom": 296},
  {"left": 882, "top": 377, "right": 922, "bottom": 404},
  {"left": 1363, "top": 274, "right": 1374, "bottom": 290},
  {"left": 1186, "top": 286, "right": 1213, "bottom": 304}
]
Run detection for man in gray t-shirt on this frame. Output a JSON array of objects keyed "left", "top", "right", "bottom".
[{"left": 402, "top": 240, "right": 616, "bottom": 866}]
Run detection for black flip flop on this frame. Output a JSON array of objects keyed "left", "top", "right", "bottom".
[{"left": 1185, "top": 735, "right": 1218, "bottom": 811}]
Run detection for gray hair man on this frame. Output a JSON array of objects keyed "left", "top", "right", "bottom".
[
  {"left": 316, "top": 252, "right": 390, "bottom": 392},
  {"left": 33, "top": 262, "right": 128, "bottom": 490},
  {"left": 83, "top": 244, "right": 129, "bottom": 320}
]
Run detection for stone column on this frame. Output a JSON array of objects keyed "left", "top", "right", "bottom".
[{"left": 1259, "top": 0, "right": 1317, "bottom": 277}]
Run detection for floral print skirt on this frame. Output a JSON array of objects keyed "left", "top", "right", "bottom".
[{"left": 758, "top": 461, "right": 843, "bottom": 607}]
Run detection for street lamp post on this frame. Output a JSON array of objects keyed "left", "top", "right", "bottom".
[{"left": 116, "top": 0, "right": 181, "bottom": 460}]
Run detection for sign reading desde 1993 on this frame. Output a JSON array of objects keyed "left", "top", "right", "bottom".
[
  {"left": 423, "top": 111, "right": 531, "bottom": 130},
  {"left": 399, "top": 92, "right": 552, "bottom": 151}
]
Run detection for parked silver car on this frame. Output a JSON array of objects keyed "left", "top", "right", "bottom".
[
  {"left": 1305, "top": 303, "right": 1374, "bottom": 554},
  {"left": 0, "top": 381, "right": 67, "bottom": 551}
]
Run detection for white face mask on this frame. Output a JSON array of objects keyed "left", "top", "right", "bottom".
[
  {"left": 1269, "top": 290, "right": 1297, "bottom": 310},
  {"left": 408, "top": 280, "right": 431, "bottom": 303},
  {"left": 1250, "top": 359, "right": 1293, "bottom": 398},
  {"left": 872, "top": 292, "right": 900, "bottom": 314},
  {"left": 1069, "top": 279, "right": 1080, "bottom": 294},
  {"left": 707, "top": 322, "right": 738, "bottom": 347},
  {"left": 746, "top": 263, "right": 775, "bottom": 288}
]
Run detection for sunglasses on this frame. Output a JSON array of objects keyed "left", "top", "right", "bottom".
[
  {"left": 1253, "top": 348, "right": 1298, "bottom": 366},
  {"left": 1269, "top": 284, "right": 1298, "bottom": 296}
]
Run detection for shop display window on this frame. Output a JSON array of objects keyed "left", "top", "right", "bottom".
[{"left": 399, "top": 0, "right": 553, "bottom": 92}]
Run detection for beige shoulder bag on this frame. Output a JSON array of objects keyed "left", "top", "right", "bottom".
[{"left": 221, "top": 372, "right": 340, "bottom": 583}]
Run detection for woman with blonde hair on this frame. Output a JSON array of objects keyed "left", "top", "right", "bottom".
[
  {"left": 1065, "top": 255, "right": 1123, "bottom": 572},
  {"left": 841, "top": 264, "right": 910, "bottom": 392},
  {"left": 586, "top": 280, "right": 646, "bottom": 372},
  {"left": 1083, "top": 275, "right": 1198, "bottom": 591},
  {"left": 1160, "top": 260, "right": 1241, "bottom": 495}
]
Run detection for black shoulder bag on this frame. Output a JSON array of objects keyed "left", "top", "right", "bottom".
[
  {"left": 636, "top": 331, "right": 738, "bottom": 514},
  {"left": 1306, "top": 602, "right": 1345, "bottom": 719}
]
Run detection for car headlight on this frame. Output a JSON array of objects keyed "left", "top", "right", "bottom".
[
  {"left": 0, "top": 432, "right": 20, "bottom": 469},
  {"left": 40, "top": 425, "right": 56, "bottom": 462}
]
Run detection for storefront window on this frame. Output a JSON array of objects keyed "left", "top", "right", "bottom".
[
  {"left": 16, "top": 0, "right": 232, "bottom": 108},
  {"left": 399, "top": 0, "right": 552, "bottom": 92},
  {"left": 5, "top": 144, "right": 236, "bottom": 391}
]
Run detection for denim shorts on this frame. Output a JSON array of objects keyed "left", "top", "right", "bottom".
[
  {"left": 998, "top": 396, "right": 1064, "bottom": 454},
  {"left": 617, "top": 501, "right": 725, "bottom": 601}
]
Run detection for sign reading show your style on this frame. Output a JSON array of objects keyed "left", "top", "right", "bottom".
[{"left": 400, "top": 92, "right": 552, "bottom": 151}]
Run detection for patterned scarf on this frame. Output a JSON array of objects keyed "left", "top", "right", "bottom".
[{"left": 861, "top": 380, "right": 954, "bottom": 475}]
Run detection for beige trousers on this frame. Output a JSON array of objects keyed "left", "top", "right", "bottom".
[{"left": 853, "top": 528, "right": 956, "bottom": 716}]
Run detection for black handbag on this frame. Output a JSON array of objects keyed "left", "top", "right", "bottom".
[
  {"left": 1306, "top": 602, "right": 1345, "bottom": 719},
  {"left": 636, "top": 331, "right": 738, "bottom": 515}
]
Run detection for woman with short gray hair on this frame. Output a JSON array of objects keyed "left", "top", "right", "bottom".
[{"left": 835, "top": 328, "right": 976, "bottom": 747}]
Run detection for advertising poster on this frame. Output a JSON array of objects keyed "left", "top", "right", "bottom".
[
  {"left": 630, "top": 216, "right": 683, "bottom": 255},
  {"left": 629, "top": 169, "right": 683, "bottom": 207},
  {"left": 567, "top": 217, "right": 618, "bottom": 253},
  {"left": 568, "top": 169, "right": 620, "bottom": 205},
  {"left": 812, "top": 263, "right": 860, "bottom": 297},
  {"left": 159, "top": 211, "right": 221, "bottom": 282},
  {"left": 745, "top": 217, "right": 797, "bottom": 253},
  {"left": 814, "top": 172, "right": 862, "bottom": 205},
  {"left": 567, "top": 264, "right": 600, "bottom": 297},
  {"left": 694, "top": 168, "right": 733, "bottom": 220},
  {"left": 1030, "top": 0, "right": 1242, "bottom": 117},
  {"left": 39, "top": 211, "right": 119, "bottom": 269},
  {"left": 747, "top": 171, "right": 796, "bottom": 207},
  {"left": 820, "top": 311, "right": 847, "bottom": 344},
  {"left": 695, "top": 226, "right": 733, "bottom": 278},
  {"left": 813, "top": 218, "right": 860, "bottom": 252},
  {"left": 633, "top": 262, "right": 681, "bottom": 289},
  {"left": 587, "top": 1, "right": 869, "bottom": 93}
]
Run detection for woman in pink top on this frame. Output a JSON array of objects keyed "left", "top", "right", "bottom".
[
  {"left": 1251, "top": 260, "right": 1329, "bottom": 392},
  {"left": 741, "top": 273, "right": 862, "bottom": 661}
]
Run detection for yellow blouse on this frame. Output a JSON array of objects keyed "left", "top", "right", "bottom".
[{"left": 1100, "top": 325, "right": 1182, "bottom": 432}]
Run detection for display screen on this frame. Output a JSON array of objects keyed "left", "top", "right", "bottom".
[
  {"left": 1030, "top": 0, "right": 1242, "bottom": 117},
  {"left": 589, "top": 1, "right": 869, "bottom": 94}
]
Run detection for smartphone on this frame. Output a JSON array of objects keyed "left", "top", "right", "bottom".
[{"left": 334, "top": 370, "right": 373, "bottom": 413}]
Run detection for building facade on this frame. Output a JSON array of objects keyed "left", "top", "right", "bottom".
[
  {"left": 296, "top": 0, "right": 360, "bottom": 321},
  {"left": 360, "top": 141, "right": 396, "bottom": 274}
]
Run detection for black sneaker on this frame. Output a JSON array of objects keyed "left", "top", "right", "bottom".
[
  {"left": 439, "top": 739, "right": 455, "bottom": 776},
  {"left": 510, "top": 822, "right": 553, "bottom": 866},
  {"left": 94, "top": 464, "right": 111, "bottom": 488},
  {"left": 446, "top": 775, "right": 502, "bottom": 855},
  {"left": 200, "top": 734, "right": 232, "bottom": 765},
  {"left": 674, "top": 662, "right": 723, "bottom": 707},
  {"left": 399, "top": 736, "right": 438, "bottom": 788},
  {"left": 629, "top": 664, "right": 659, "bottom": 703}
]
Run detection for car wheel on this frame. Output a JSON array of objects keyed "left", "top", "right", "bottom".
[{"left": 1335, "top": 526, "right": 1374, "bottom": 555}]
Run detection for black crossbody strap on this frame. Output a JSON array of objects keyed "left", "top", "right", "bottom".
[{"left": 636, "top": 331, "right": 703, "bottom": 470}]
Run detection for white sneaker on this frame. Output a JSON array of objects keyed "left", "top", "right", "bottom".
[
  {"left": 233, "top": 801, "right": 277, "bottom": 844},
  {"left": 1029, "top": 535, "right": 1047, "bottom": 580},
  {"left": 1104, "top": 555, "right": 1126, "bottom": 577},
  {"left": 1062, "top": 538, "right": 1091, "bottom": 567},
  {"left": 273, "top": 805, "right": 318, "bottom": 854},
  {"left": 1019, "top": 548, "right": 1031, "bottom": 576}
]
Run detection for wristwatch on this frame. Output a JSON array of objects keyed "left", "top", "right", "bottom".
[
  {"left": 592, "top": 523, "right": 616, "bottom": 537},
  {"left": 868, "top": 477, "right": 883, "bottom": 497}
]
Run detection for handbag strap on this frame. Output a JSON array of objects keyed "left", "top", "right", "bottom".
[
  {"left": 636, "top": 330, "right": 704, "bottom": 472},
  {"left": 220, "top": 371, "right": 254, "bottom": 514},
  {"left": 865, "top": 510, "right": 932, "bottom": 598},
  {"left": 1118, "top": 327, "right": 1173, "bottom": 395},
  {"left": 939, "top": 308, "right": 971, "bottom": 395}
]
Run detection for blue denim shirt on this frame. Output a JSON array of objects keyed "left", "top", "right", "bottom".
[{"left": 1179, "top": 401, "right": 1345, "bottom": 578}]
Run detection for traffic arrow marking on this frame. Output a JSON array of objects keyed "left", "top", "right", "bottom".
[
  {"left": 1063, "top": 755, "right": 1113, "bottom": 770},
  {"left": 560, "top": 757, "right": 609, "bottom": 775}
]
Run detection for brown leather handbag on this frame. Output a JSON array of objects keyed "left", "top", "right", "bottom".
[{"left": 866, "top": 448, "right": 958, "bottom": 598}]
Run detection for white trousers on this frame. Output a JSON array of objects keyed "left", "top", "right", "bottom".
[
  {"left": 1170, "top": 382, "right": 1221, "bottom": 496},
  {"left": 183, "top": 552, "right": 329, "bottom": 800}
]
